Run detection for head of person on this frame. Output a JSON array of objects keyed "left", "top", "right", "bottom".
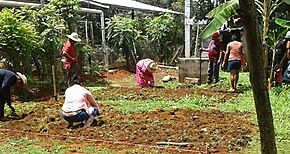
[
  {"left": 211, "top": 31, "right": 221, "bottom": 40},
  {"left": 67, "top": 32, "right": 81, "bottom": 44},
  {"left": 69, "top": 74, "right": 84, "bottom": 87},
  {"left": 147, "top": 61, "right": 159, "bottom": 73},
  {"left": 16, "top": 72, "right": 27, "bottom": 87},
  {"left": 231, "top": 33, "right": 241, "bottom": 42},
  {"left": 285, "top": 31, "right": 290, "bottom": 40}
]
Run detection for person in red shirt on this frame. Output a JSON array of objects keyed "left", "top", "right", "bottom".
[
  {"left": 202, "top": 31, "right": 224, "bottom": 83},
  {"left": 61, "top": 32, "right": 81, "bottom": 84}
]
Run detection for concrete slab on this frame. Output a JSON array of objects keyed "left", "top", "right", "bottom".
[{"left": 178, "top": 58, "right": 208, "bottom": 84}]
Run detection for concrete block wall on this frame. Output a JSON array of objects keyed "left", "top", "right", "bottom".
[{"left": 178, "top": 58, "right": 208, "bottom": 84}]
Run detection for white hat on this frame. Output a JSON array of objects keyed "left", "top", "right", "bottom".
[
  {"left": 285, "top": 31, "right": 290, "bottom": 39},
  {"left": 147, "top": 61, "right": 159, "bottom": 73},
  {"left": 16, "top": 72, "right": 27, "bottom": 85},
  {"left": 67, "top": 32, "right": 81, "bottom": 42}
]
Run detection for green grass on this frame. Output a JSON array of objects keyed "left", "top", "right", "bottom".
[
  {"left": 0, "top": 137, "right": 66, "bottom": 154},
  {"left": 0, "top": 137, "right": 166, "bottom": 154},
  {"left": 215, "top": 71, "right": 290, "bottom": 153},
  {"left": 102, "top": 95, "right": 211, "bottom": 113}
]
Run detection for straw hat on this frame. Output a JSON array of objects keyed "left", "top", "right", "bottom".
[
  {"left": 16, "top": 72, "right": 27, "bottom": 85},
  {"left": 285, "top": 31, "right": 290, "bottom": 39},
  {"left": 147, "top": 61, "right": 159, "bottom": 73},
  {"left": 67, "top": 32, "right": 81, "bottom": 42}
]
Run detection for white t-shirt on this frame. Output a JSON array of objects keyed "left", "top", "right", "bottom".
[{"left": 61, "top": 84, "right": 96, "bottom": 114}]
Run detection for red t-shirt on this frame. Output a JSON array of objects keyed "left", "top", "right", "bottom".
[
  {"left": 62, "top": 40, "right": 78, "bottom": 71},
  {"left": 208, "top": 40, "right": 223, "bottom": 62}
]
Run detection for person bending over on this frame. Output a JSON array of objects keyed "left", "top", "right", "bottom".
[
  {"left": 136, "top": 58, "right": 159, "bottom": 87},
  {"left": 0, "top": 69, "right": 27, "bottom": 120}
]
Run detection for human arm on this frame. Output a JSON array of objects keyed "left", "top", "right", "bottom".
[
  {"left": 217, "top": 50, "right": 224, "bottom": 64},
  {"left": 286, "top": 41, "right": 290, "bottom": 60},
  {"left": 240, "top": 45, "right": 246, "bottom": 66},
  {"left": 222, "top": 45, "right": 230, "bottom": 68},
  {"left": 63, "top": 52, "right": 77, "bottom": 64},
  {"left": 86, "top": 93, "right": 99, "bottom": 108},
  {"left": 1, "top": 75, "right": 16, "bottom": 112}
]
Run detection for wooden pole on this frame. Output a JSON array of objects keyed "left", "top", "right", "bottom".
[{"left": 52, "top": 65, "right": 57, "bottom": 101}]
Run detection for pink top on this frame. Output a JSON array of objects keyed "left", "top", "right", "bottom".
[
  {"left": 62, "top": 40, "right": 78, "bottom": 71},
  {"left": 226, "top": 41, "right": 244, "bottom": 61},
  {"left": 61, "top": 84, "right": 98, "bottom": 114},
  {"left": 136, "top": 59, "right": 155, "bottom": 87}
]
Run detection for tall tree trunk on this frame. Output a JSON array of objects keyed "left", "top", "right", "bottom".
[{"left": 239, "top": 0, "right": 277, "bottom": 154}]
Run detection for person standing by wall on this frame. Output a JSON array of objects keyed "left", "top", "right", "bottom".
[
  {"left": 222, "top": 34, "right": 244, "bottom": 92},
  {"left": 61, "top": 32, "right": 81, "bottom": 85},
  {"left": 202, "top": 31, "right": 224, "bottom": 84},
  {"left": 0, "top": 69, "right": 27, "bottom": 120},
  {"left": 136, "top": 58, "right": 159, "bottom": 88}
]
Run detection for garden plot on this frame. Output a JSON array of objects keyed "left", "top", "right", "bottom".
[{"left": 0, "top": 69, "right": 256, "bottom": 153}]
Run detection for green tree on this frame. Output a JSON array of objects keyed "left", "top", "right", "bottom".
[
  {"left": 145, "top": 13, "right": 176, "bottom": 62},
  {"left": 48, "top": 0, "right": 80, "bottom": 33},
  {"left": 0, "top": 8, "right": 40, "bottom": 72},
  {"left": 106, "top": 15, "right": 142, "bottom": 70}
]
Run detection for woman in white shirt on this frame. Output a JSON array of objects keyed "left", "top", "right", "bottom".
[{"left": 61, "top": 75, "right": 100, "bottom": 128}]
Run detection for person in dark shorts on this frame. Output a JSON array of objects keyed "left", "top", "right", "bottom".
[{"left": 222, "top": 34, "right": 244, "bottom": 92}]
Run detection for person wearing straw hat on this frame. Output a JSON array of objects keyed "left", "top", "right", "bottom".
[
  {"left": 61, "top": 32, "right": 81, "bottom": 85},
  {"left": 0, "top": 69, "right": 27, "bottom": 120},
  {"left": 136, "top": 58, "right": 159, "bottom": 87}
]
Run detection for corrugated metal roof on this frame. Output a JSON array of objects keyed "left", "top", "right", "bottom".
[{"left": 90, "top": 0, "right": 183, "bottom": 14}]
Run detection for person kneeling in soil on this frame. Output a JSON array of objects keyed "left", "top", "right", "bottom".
[
  {"left": 136, "top": 58, "right": 159, "bottom": 88},
  {"left": 61, "top": 75, "right": 100, "bottom": 128}
]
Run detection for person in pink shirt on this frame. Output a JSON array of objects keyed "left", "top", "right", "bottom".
[
  {"left": 61, "top": 32, "right": 81, "bottom": 84},
  {"left": 222, "top": 34, "right": 244, "bottom": 92},
  {"left": 61, "top": 75, "right": 100, "bottom": 128},
  {"left": 136, "top": 58, "right": 159, "bottom": 87}
]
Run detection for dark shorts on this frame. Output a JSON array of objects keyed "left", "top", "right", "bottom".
[
  {"left": 227, "top": 60, "right": 241, "bottom": 71},
  {"left": 61, "top": 107, "right": 99, "bottom": 123}
]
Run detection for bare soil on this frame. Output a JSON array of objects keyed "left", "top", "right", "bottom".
[{"left": 0, "top": 69, "right": 257, "bottom": 154}]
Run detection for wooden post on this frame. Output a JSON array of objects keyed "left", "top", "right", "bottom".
[{"left": 52, "top": 65, "right": 57, "bottom": 101}]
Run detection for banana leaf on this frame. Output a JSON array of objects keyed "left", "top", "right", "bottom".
[
  {"left": 283, "top": 0, "right": 290, "bottom": 5},
  {"left": 200, "top": 0, "right": 239, "bottom": 39},
  {"left": 275, "top": 18, "right": 290, "bottom": 29}
]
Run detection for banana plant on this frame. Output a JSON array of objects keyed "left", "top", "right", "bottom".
[
  {"left": 200, "top": 0, "right": 290, "bottom": 39},
  {"left": 275, "top": 18, "right": 290, "bottom": 29},
  {"left": 200, "top": 0, "right": 290, "bottom": 76},
  {"left": 200, "top": 0, "right": 239, "bottom": 39}
]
